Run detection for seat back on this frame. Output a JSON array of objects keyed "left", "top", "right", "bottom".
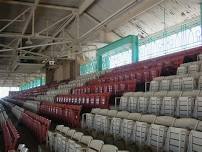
[
  {"left": 193, "top": 96, "right": 202, "bottom": 120},
  {"left": 119, "top": 96, "right": 128, "bottom": 111},
  {"left": 121, "top": 119, "right": 135, "bottom": 142},
  {"left": 171, "top": 78, "right": 182, "bottom": 91},
  {"left": 150, "top": 80, "right": 159, "bottom": 92},
  {"left": 182, "top": 77, "right": 196, "bottom": 91},
  {"left": 148, "top": 97, "right": 162, "bottom": 115},
  {"left": 188, "top": 130, "right": 202, "bottom": 152},
  {"left": 131, "top": 121, "right": 150, "bottom": 145},
  {"left": 160, "top": 97, "right": 177, "bottom": 116},
  {"left": 128, "top": 96, "right": 138, "bottom": 112},
  {"left": 176, "top": 97, "right": 194, "bottom": 118},
  {"left": 160, "top": 79, "right": 171, "bottom": 91},
  {"left": 147, "top": 124, "right": 168, "bottom": 151},
  {"left": 177, "top": 66, "right": 187, "bottom": 75},
  {"left": 164, "top": 127, "right": 189, "bottom": 152},
  {"left": 137, "top": 97, "right": 149, "bottom": 113}
]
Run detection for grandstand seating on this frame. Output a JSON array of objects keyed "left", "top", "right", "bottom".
[
  {"left": 47, "top": 124, "right": 129, "bottom": 152},
  {"left": 82, "top": 108, "right": 202, "bottom": 152}
]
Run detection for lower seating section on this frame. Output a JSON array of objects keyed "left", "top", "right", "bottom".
[
  {"left": 82, "top": 108, "right": 202, "bottom": 152},
  {"left": 47, "top": 124, "right": 128, "bottom": 152},
  {"left": 0, "top": 104, "right": 20, "bottom": 152},
  {"left": 117, "top": 90, "right": 202, "bottom": 119},
  {"left": 1, "top": 99, "right": 50, "bottom": 144},
  {"left": 5, "top": 98, "right": 82, "bottom": 128}
]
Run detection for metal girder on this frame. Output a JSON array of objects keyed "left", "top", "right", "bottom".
[
  {"left": 0, "top": 0, "right": 77, "bottom": 11},
  {"left": 16, "top": 0, "right": 40, "bottom": 47},
  {"left": 0, "top": 40, "right": 72, "bottom": 53},
  {"left": 0, "top": 33, "right": 65, "bottom": 40},
  {"left": 37, "top": 14, "right": 72, "bottom": 35},
  {"left": 0, "top": 8, "right": 31, "bottom": 32},
  {"left": 38, "top": 14, "right": 76, "bottom": 53}
]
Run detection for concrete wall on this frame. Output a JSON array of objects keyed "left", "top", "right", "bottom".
[{"left": 45, "top": 60, "right": 80, "bottom": 83}]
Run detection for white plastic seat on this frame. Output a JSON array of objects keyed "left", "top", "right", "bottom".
[
  {"left": 85, "top": 113, "right": 95, "bottom": 129},
  {"left": 80, "top": 135, "right": 93, "bottom": 146},
  {"left": 198, "top": 76, "right": 202, "bottom": 90},
  {"left": 176, "top": 96, "right": 194, "bottom": 118},
  {"left": 147, "top": 124, "right": 168, "bottom": 151},
  {"left": 120, "top": 119, "right": 135, "bottom": 142},
  {"left": 66, "top": 129, "right": 76, "bottom": 138},
  {"left": 119, "top": 96, "right": 128, "bottom": 111},
  {"left": 177, "top": 66, "right": 187, "bottom": 75},
  {"left": 160, "top": 79, "right": 171, "bottom": 91},
  {"left": 188, "top": 130, "right": 202, "bottom": 152},
  {"left": 131, "top": 121, "right": 150, "bottom": 145},
  {"left": 72, "top": 132, "right": 84, "bottom": 142},
  {"left": 68, "top": 139, "right": 81, "bottom": 152},
  {"left": 150, "top": 80, "right": 159, "bottom": 92},
  {"left": 100, "top": 144, "right": 118, "bottom": 152},
  {"left": 88, "top": 140, "right": 104, "bottom": 152},
  {"left": 188, "top": 62, "right": 200, "bottom": 73},
  {"left": 194, "top": 96, "right": 202, "bottom": 120},
  {"left": 94, "top": 114, "right": 109, "bottom": 134},
  {"left": 160, "top": 97, "right": 177, "bottom": 116},
  {"left": 182, "top": 77, "right": 196, "bottom": 90},
  {"left": 137, "top": 97, "right": 149, "bottom": 113},
  {"left": 110, "top": 117, "right": 123, "bottom": 139},
  {"left": 164, "top": 127, "right": 189, "bottom": 152},
  {"left": 128, "top": 96, "right": 138, "bottom": 112},
  {"left": 55, "top": 125, "right": 64, "bottom": 132},
  {"left": 171, "top": 78, "right": 182, "bottom": 91},
  {"left": 148, "top": 97, "right": 162, "bottom": 115}
]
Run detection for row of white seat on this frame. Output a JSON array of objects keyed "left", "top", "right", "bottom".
[
  {"left": 177, "top": 61, "right": 202, "bottom": 75},
  {"left": 150, "top": 73, "right": 202, "bottom": 92},
  {"left": 82, "top": 108, "right": 202, "bottom": 152},
  {"left": 117, "top": 91, "right": 202, "bottom": 119},
  {"left": 47, "top": 125, "right": 128, "bottom": 152}
]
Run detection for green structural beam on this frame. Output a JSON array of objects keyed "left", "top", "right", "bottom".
[{"left": 96, "top": 35, "right": 139, "bottom": 71}]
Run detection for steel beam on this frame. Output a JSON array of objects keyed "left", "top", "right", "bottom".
[
  {"left": 16, "top": 0, "right": 40, "bottom": 47},
  {"left": 37, "top": 14, "right": 72, "bottom": 35},
  {"left": 1, "top": 1, "right": 77, "bottom": 11},
  {"left": 0, "top": 33, "right": 65, "bottom": 40},
  {"left": 38, "top": 14, "right": 76, "bottom": 53},
  {"left": 0, "top": 40, "right": 72, "bottom": 52},
  {"left": 0, "top": 8, "right": 31, "bottom": 32}
]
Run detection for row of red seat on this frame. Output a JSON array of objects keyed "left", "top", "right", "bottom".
[
  {"left": 89, "top": 68, "right": 160, "bottom": 85},
  {"left": 21, "top": 111, "right": 50, "bottom": 143},
  {"left": 39, "top": 102, "right": 81, "bottom": 127},
  {"left": 72, "top": 80, "right": 136, "bottom": 95},
  {"left": 55, "top": 93, "right": 111, "bottom": 109},
  {"left": 1, "top": 120, "right": 20, "bottom": 152}
]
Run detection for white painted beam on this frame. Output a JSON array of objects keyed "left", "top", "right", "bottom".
[{"left": 1, "top": 0, "right": 77, "bottom": 11}]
